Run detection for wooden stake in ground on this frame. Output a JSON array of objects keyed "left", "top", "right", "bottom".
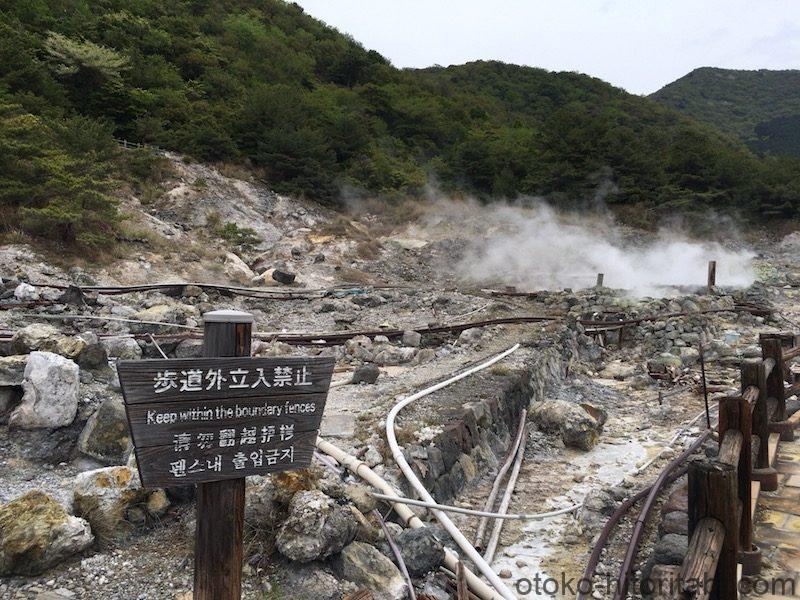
[
  {"left": 195, "top": 309, "right": 253, "bottom": 600},
  {"left": 707, "top": 260, "right": 716, "bottom": 290},
  {"left": 456, "top": 561, "right": 469, "bottom": 600},
  {"left": 699, "top": 345, "right": 710, "bottom": 429}
]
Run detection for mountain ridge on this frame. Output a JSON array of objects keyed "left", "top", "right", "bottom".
[
  {"left": 651, "top": 66, "right": 800, "bottom": 157},
  {"left": 2, "top": 2, "right": 800, "bottom": 251}
]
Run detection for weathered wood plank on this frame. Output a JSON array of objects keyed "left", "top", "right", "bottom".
[
  {"left": 688, "top": 458, "right": 738, "bottom": 600},
  {"left": 743, "top": 359, "right": 770, "bottom": 470},
  {"left": 680, "top": 517, "right": 725, "bottom": 600},
  {"left": 717, "top": 430, "right": 743, "bottom": 466},
  {"left": 719, "top": 394, "right": 754, "bottom": 553},
  {"left": 761, "top": 336, "right": 786, "bottom": 421},
  {"left": 117, "top": 356, "right": 334, "bottom": 404}
]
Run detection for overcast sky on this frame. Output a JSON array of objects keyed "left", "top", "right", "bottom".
[{"left": 293, "top": 0, "right": 799, "bottom": 95}]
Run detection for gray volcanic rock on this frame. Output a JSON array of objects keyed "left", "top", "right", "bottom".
[
  {"left": 9, "top": 351, "right": 80, "bottom": 429},
  {"left": 275, "top": 490, "right": 358, "bottom": 563},
  {"left": 0, "top": 491, "right": 93, "bottom": 576},
  {"left": 333, "top": 541, "right": 408, "bottom": 600},
  {"left": 78, "top": 397, "right": 131, "bottom": 464}
]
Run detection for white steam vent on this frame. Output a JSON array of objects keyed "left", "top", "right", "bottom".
[{"left": 442, "top": 200, "right": 756, "bottom": 297}]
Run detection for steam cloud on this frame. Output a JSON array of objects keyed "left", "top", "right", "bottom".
[{"left": 426, "top": 200, "right": 755, "bottom": 297}]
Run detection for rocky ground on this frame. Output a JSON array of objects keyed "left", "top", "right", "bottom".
[{"left": 2, "top": 155, "right": 800, "bottom": 599}]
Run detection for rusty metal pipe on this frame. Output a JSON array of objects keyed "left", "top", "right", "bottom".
[{"left": 611, "top": 430, "right": 712, "bottom": 600}]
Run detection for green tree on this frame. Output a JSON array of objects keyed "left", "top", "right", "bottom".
[{"left": 0, "top": 101, "right": 118, "bottom": 249}]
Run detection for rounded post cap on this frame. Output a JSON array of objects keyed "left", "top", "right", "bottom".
[{"left": 202, "top": 309, "right": 254, "bottom": 324}]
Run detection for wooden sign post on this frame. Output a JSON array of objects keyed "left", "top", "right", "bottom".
[{"left": 117, "top": 310, "right": 334, "bottom": 599}]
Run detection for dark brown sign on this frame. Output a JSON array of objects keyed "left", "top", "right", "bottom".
[{"left": 117, "top": 357, "right": 334, "bottom": 487}]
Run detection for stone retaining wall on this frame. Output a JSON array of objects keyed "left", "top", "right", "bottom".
[{"left": 402, "top": 344, "right": 569, "bottom": 503}]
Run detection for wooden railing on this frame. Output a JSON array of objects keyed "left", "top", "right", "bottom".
[
  {"left": 114, "top": 138, "right": 166, "bottom": 153},
  {"left": 666, "top": 332, "right": 799, "bottom": 599}
]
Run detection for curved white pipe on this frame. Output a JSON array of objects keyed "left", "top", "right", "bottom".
[
  {"left": 386, "top": 344, "right": 521, "bottom": 600},
  {"left": 316, "top": 437, "right": 504, "bottom": 600}
]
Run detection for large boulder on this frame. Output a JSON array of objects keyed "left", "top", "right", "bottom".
[
  {"left": 579, "top": 487, "right": 625, "bottom": 532},
  {"left": 373, "top": 346, "right": 416, "bottom": 366},
  {"left": 9, "top": 352, "right": 80, "bottom": 429},
  {"left": 272, "top": 269, "right": 296, "bottom": 285},
  {"left": 402, "top": 330, "right": 422, "bottom": 348},
  {"left": 13, "top": 282, "right": 39, "bottom": 301},
  {"left": 647, "top": 353, "right": 683, "bottom": 374},
  {"left": 352, "top": 364, "right": 380, "bottom": 385},
  {"left": 275, "top": 490, "right": 358, "bottom": 563},
  {"left": 11, "top": 324, "right": 84, "bottom": 358},
  {"left": 334, "top": 541, "right": 408, "bottom": 600},
  {"left": 73, "top": 466, "right": 147, "bottom": 541},
  {"left": 223, "top": 252, "right": 255, "bottom": 285},
  {"left": 393, "top": 527, "right": 445, "bottom": 576},
  {"left": 530, "top": 399, "right": 606, "bottom": 451},
  {"left": 101, "top": 336, "right": 142, "bottom": 360},
  {"left": 75, "top": 332, "right": 108, "bottom": 370},
  {"left": 457, "top": 328, "right": 483, "bottom": 346},
  {"left": 0, "top": 491, "right": 93, "bottom": 576},
  {"left": 677, "top": 347, "right": 700, "bottom": 367},
  {"left": 77, "top": 397, "right": 130, "bottom": 464},
  {"left": 344, "top": 336, "right": 374, "bottom": 362},
  {"left": 659, "top": 511, "right": 689, "bottom": 536},
  {"left": 599, "top": 361, "right": 636, "bottom": 380},
  {"left": 131, "top": 305, "right": 186, "bottom": 333},
  {"left": 283, "top": 563, "right": 343, "bottom": 600}
]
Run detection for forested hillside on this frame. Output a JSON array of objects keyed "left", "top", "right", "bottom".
[
  {"left": 2, "top": 1, "right": 800, "bottom": 251},
  {"left": 652, "top": 67, "right": 800, "bottom": 157}
]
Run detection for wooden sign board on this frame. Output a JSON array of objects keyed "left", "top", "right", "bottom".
[{"left": 117, "top": 356, "right": 334, "bottom": 488}]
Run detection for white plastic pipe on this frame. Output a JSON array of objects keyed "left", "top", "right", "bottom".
[
  {"left": 371, "top": 492, "right": 581, "bottom": 521},
  {"left": 386, "top": 344, "right": 521, "bottom": 600},
  {"left": 316, "top": 437, "right": 505, "bottom": 600}
]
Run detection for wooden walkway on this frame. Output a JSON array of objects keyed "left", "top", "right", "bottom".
[{"left": 749, "top": 411, "right": 800, "bottom": 598}]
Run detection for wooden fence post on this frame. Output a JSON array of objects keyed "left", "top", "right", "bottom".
[
  {"left": 720, "top": 393, "right": 760, "bottom": 575},
  {"left": 688, "top": 458, "right": 738, "bottom": 600},
  {"left": 761, "top": 335, "right": 786, "bottom": 422},
  {"left": 194, "top": 309, "right": 253, "bottom": 600},
  {"left": 744, "top": 359, "right": 778, "bottom": 491},
  {"left": 707, "top": 261, "right": 716, "bottom": 290}
]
